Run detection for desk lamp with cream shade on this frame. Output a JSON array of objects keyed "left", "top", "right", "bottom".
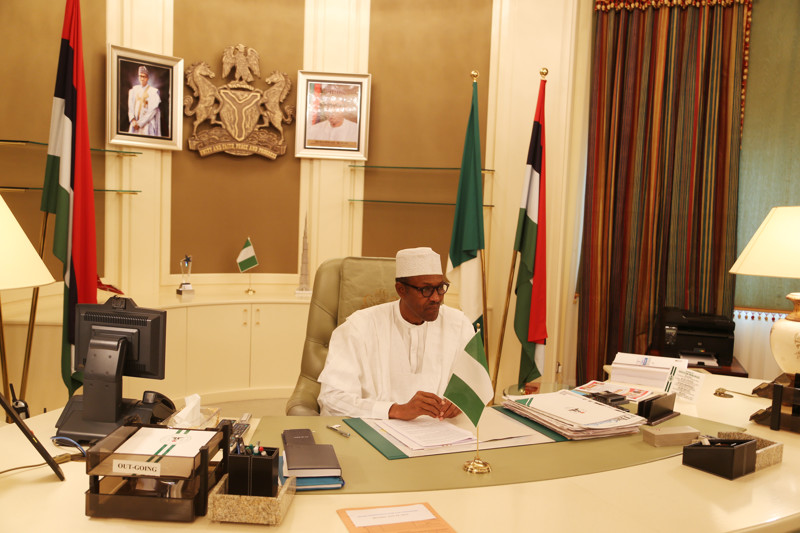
[
  {"left": 0, "top": 194, "right": 55, "bottom": 404},
  {"left": 729, "top": 206, "right": 800, "bottom": 379}
]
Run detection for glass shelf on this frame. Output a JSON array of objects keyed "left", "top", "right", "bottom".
[
  {"left": 348, "top": 198, "right": 493, "bottom": 207},
  {"left": 0, "top": 185, "right": 140, "bottom": 195},
  {"left": 349, "top": 164, "right": 494, "bottom": 172},
  {"left": 0, "top": 139, "right": 142, "bottom": 156}
]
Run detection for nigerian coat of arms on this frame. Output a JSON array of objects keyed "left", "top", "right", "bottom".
[{"left": 184, "top": 44, "right": 295, "bottom": 159}]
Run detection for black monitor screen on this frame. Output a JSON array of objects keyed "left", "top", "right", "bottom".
[{"left": 75, "top": 296, "right": 166, "bottom": 380}]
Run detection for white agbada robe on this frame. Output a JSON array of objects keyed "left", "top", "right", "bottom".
[
  {"left": 128, "top": 84, "right": 161, "bottom": 136},
  {"left": 317, "top": 300, "right": 475, "bottom": 419}
]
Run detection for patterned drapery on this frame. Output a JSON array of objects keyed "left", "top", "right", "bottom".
[{"left": 576, "top": 1, "right": 753, "bottom": 383}]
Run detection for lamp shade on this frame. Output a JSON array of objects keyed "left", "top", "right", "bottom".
[
  {"left": 0, "top": 194, "right": 55, "bottom": 290},
  {"left": 729, "top": 206, "right": 800, "bottom": 279}
]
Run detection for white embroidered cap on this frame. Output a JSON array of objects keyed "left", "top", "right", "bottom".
[{"left": 395, "top": 247, "right": 442, "bottom": 278}]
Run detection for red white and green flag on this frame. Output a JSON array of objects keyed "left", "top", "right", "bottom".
[
  {"left": 443, "top": 330, "right": 493, "bottom": 427},
  {"left": 41, "top": 0, "right": 97, "bottom": 395},
  {"left": 514, "top": 79, "right": 547, "bottom": 388},
  {"left": 446, "top": 80, "right": 485, "bottom": 334}
]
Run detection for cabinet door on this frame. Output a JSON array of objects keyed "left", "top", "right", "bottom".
[
  {"left": 187, "top": 305, "right": 251, "bottom": 395},
  {"left": 250, "top": 303, "right": 309, "bottom": 394}
]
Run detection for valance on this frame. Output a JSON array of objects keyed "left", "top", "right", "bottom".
[{"left": 595, "top": 0, "right": 751, "bottom": 11}]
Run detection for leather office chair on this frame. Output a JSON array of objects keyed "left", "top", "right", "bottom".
[{"left": 285, "top": 256, "right": 398, "bottom": 415}]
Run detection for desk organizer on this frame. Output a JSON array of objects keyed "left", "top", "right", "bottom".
[
  {"left": 208, "top": 473, "right": 295, "bottom": 525},
  {"left": 682, "top": 438, "right": 756, "bottom": 479},
  {"left": 85, "top": 423, "right": 228, "bottom": 522},
  {"left": 717, "top": 432, "right": 783, "bottom": 471}
]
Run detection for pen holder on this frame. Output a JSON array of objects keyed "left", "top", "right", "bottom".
[{"left": 228, "top": 447, "right": 279, "bottom": 497}]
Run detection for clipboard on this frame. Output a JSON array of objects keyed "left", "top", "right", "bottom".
[{"left": 0, "top": 391, "right": 65, "bottom": 481}]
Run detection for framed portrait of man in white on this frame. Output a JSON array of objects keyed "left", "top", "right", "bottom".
[
  {"left": 295, "top": 71, "right": 371, "bottom": 161},
  {"left": 107, "top": 44, "right": 184, "bottom": 150}
]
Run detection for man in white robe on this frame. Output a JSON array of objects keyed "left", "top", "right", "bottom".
[
  {"left": 128, "top": 65, "right": 161, "bottom": 136},
  {"left": 317, "top": 247, "right": 476, "bottom": 420}
]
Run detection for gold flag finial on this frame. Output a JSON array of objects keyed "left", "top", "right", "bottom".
[
  {"left": 540, "top": 67, "right": 549, "bottom": 79},
  {"left": 471, "top": 70, "right": 479, "bottom": 82}
]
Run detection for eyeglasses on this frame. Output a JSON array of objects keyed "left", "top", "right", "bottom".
[{"left": 400, "top": 281, "right": 450, "bottom": 298}]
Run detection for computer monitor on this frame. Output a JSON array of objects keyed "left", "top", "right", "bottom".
[{"left": 55, "top": 296, "right": 175, "bottom": 443}]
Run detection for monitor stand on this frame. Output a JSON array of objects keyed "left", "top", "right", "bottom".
[
  {"left": 55, "top": 335, "right": 174, "bottom": 443},
  {"left": 55, "top": 394, "right": 174, "bottom": 443}
]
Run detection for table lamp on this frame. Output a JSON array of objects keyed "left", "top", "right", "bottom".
[
  {"left": 0, "top": 194, "right": 55, "bottom": 402},
  {"left": 729, "top": 206, "right": 800, "bottom": 378}
]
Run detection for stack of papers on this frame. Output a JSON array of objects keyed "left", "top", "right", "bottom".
[
  {"left": 375, "top": 417, "right": 476, "bottom": 450},
  {"left": 609, "top": 352, "right": 688, "bottom": 389},
  {"left": 502, "top": 389, "right": 647, "bottom": 440}
]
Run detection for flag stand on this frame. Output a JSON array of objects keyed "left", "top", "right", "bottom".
[
  {"left": 463, "top": 426, "right": 491, "bottom": 473},
  {"left": 245, "top": 273, "right": 255, "bottom": 295}
]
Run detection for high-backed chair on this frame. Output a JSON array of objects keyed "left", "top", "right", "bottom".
[{"left": 285, "top": 256, "right": 397, "bottom": 415}]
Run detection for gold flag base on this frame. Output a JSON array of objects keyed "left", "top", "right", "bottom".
[{"left": 463, "top": 457, "right": 491, "bottom": 474}]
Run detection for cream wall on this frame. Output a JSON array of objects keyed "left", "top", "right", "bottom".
[{"left": 4, "top": 0, "right": 591, "bottom": 412}]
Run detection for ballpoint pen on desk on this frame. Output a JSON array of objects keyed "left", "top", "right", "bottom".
[{"left": 327, "top": 424, "right": 350, "bottom": 438}]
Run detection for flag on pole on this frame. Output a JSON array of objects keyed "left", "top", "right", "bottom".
[
  {"left": 443, "top": 330, "right": 493, "bottom": 426},
  {"left": 41, "top": 0, "right": 97, "bottom": 396},
  {"left": 237, "top": 238, "right": 258, "bottom": 272},
  {"left": 513, "top": 79, "right": 547, "bottom": 388},
  {"left": 446, "top": 79, "right": 485, "bottom": 334}
]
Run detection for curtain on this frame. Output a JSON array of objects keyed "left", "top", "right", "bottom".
[{"left": 576, "top": 0, "right": 753, "bottom": 383}]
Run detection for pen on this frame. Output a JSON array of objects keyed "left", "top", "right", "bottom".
[{"left": 327, "top": 424, "right": 350, "bottom": 438}]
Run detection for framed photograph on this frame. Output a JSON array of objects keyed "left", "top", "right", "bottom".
[
  {"left": 107, "top": 44, "right": 184, "bottom": 150},
  {"left": 294, "top": 71, "right": 371, "bottom": 161}
]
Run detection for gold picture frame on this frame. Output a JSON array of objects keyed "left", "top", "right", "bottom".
[
  {"left": 294, "top": 71, "right": 371, "bottom": 161},
  {"left": 107, "top": 44, "right": 184, "bottom": 150}
]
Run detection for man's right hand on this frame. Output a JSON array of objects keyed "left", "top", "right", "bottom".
[{"left": 389, "top": 391, "right": 449, "bottom": 421}]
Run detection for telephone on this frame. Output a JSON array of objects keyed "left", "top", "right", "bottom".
[{"left": 140, "top": 390, "right": 176, "bottom": 423}]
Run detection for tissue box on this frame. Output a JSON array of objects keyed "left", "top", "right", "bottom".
[
  {"left": 682, "top": 438, "right": 757, "bottom": 479},
  {"left": 641, "top": 425, "right": 700, "bottom": 447},
  {"left": 163, "top": 407, "right": 220, "bottom": 430}
]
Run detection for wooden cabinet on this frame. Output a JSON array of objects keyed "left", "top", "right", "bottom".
[{"left": 174, "top": 302, "right": 309, "bottom": 400}]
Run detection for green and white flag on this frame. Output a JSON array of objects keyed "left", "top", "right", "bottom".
[
  {"left": 443, "top": 330, "right": 493, "bottom": 427},
  {"left": 237, "top": 238, "right": 258, "bottom": 272},
  {"left": 446, "top": 79, "right": 485, "bottom": 333}
]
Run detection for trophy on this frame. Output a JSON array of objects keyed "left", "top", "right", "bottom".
[{"left": 177, "top": 255, "right": 195, "bottom": 300}]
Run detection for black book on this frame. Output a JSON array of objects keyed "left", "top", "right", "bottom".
[
  {"left": 282, "top": 428, "right": 315, "bottom": 448},
  {"left": 283, "top": 443, "right": 342, "bottom": 477}
]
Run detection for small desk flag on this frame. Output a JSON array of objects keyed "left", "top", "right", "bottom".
[
  {"left": 443, "top": 330, "right": 493, "bottom": 427},
  {"left": 237, "top": 238, "right": 258, "bottom": 272}
]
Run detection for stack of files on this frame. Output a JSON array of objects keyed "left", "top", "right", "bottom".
[
  {"left": 281, "top": 429, "right": 344, "bottom": 491},
  {"left": 502, "top": 389, "right": 647, "bottom": 440}
]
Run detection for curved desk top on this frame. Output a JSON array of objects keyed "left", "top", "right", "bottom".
[{"left": 1, "top": 373, "right": 799, "bottom": 532}]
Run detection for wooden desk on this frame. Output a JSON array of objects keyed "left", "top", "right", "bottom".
[
  {"left": 689, "top": 355, "right": 749, "bottom": 378},
  {"left": 2, "top": 374, "right": 799, "bottom": 532}
]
